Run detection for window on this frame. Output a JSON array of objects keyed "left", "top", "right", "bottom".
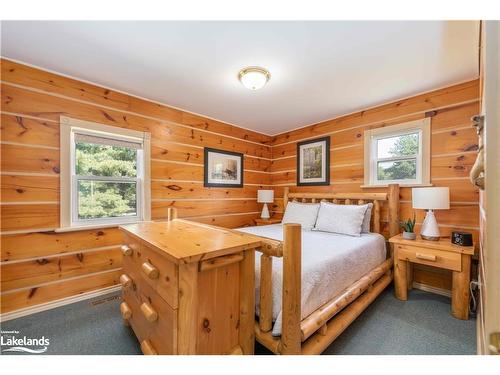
[
  {"left": 60, "top": 117, "right": 150, "bottom": 230},
  {"left": 364, "top": 118, "right": 430, "bottom": 187}
]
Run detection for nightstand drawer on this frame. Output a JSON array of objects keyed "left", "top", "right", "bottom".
[{"left": 396, "top": 244, "right": 462, "bottom": 271}]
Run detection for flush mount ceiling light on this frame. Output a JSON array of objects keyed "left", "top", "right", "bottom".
[{"left": 238, "top": 67, "right": 271, "bottom": 90}]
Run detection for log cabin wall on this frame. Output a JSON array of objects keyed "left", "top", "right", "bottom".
[
  {"left": 0, "top": 58, "right": 480, "bottom": 315},
  {"left": 0, "top": 59, "right": 273, "bottom": 314},
  {"left": 269, "top": 79, "right": 480, "bottom": 293}
]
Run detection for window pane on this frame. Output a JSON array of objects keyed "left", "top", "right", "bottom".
[
  {"left": 75, "top": 141, "right": 137, "bottom": 177},
  {"left": 377, "top": 133, "right": 419, "bottom": 158},
  {"left": 377, "top": 159, "right": 417, "bottom": 181},
  {"left": 77, "top": 180, "right": 137, "bottom": 219}
]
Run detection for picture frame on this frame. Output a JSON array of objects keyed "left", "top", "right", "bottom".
[
  {"left": 204, "top": 147, "right": 244, "bottom": 188},
  {"left": 296, "top": 136, "right": 330, "bottom": 186}
]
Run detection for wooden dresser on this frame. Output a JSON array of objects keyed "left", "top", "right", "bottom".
[{"left": 119, "top": 218, "right": 262, "bottom": 355}]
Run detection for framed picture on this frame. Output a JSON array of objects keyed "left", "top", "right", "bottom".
[
  {"left": 296, "top": 136, "right": 330, "bottom": 186},
  {"left": 204, "top": 147, "right": 244, "bottom": 188}
]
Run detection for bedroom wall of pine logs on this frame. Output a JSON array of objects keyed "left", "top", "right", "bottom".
[
  {"left": 269, "top": 79, "right": 480, "bottom": 293},
  {"left": 0, "top": 58, "right": 480, "bottom": 315},
  {"left": 0, "top": 59, "right": 273, "bottom": 314}
]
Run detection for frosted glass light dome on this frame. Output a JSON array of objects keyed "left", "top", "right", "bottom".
[{"left": 238, "top": 67, "right": 270, "bottom": 90}]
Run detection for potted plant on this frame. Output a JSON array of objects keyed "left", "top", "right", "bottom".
[{"left": 401, "top": 215, "right": 416, "bottom": 240}]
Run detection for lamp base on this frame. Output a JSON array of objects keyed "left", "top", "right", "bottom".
[
  {"left": 420, "top": 209, "right": 441, "bottom": 241},
  {"left": 420, "top": 234, "right": 440, "bottom": 241},
  {"left": 260, "top": 203, "right": 270, "bottom": 219}
]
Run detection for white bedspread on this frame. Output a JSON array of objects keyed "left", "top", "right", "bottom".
[{"left": 236, "top": 224, "right": 386, "bottom": 336}]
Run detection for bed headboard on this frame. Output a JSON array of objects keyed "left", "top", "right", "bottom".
[{"left": 283, "top": 184, "right": 400, "bottom": 238}]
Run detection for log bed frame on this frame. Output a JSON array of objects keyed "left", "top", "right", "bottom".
[{"left": 254, "top": 184, "right": 400, "bottom": 354}]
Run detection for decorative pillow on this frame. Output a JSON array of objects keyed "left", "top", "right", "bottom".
[
  {"left": 361, "top": 203, "right": 374, "bottom": 233},
  {"left": 282, "top": 202, "right": 320, "bottom": 231},
  {"left": 313, "top": 202, "right": 368, "bottom": 236}
]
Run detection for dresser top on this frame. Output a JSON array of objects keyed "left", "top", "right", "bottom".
[{"left": 120, "top": 220, "right": 262, "bottom": 264}]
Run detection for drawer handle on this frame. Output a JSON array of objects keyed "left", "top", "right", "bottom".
[
  {"left": 140, "top": 302, "right": 158, "bottom": 323},
  {"left": 140, "top": 340, "right": 158, "bottom": 355},
  {"left": 141, "top": 261, "right": 159, "bottom": 279},
  {"left": 119, "top": 274, "right": 133, "bottom": 288},
  {"left": 121, "top": 245, "right": 133, "bottom": 256},
  {"left": 416, "top": 253, "right": 437, "bottom": 262},
  {"left": 120, "top": 301, "right": 132, "bottom": 319}
]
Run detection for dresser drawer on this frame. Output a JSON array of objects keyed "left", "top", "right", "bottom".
[
  {"left": 396, "top": 244, "right": 461, "bottom": 271},
  {"left": 122, "top": 271, "right": 177, "bottom": 354},
  {"left": 122, "top": 234, "right": 178, "bottom": 308}
]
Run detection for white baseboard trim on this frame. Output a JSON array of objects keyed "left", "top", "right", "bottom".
[
  {"left": 0, "top": 285, "right": 121, "bottom": 323},
  {"left": 412, "top": 282, "right": 452, "bottom": 298}
]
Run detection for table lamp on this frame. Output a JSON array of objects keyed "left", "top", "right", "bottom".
[
  {"left": 412, "top": 187, "right": 450, "bottom": 241},
  {"left": 257, "top": 190, "right": 274, "bottom": 219}
]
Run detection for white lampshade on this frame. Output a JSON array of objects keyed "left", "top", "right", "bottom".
[
  {"left": 412, "top": 187, "right": 450, "bottom": 210},
  {"left": 257, "top": 190, "right": 274, "bottom": 203}
]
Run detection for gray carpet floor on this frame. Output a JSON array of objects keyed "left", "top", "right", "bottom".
[{"left": 0, "top": 286, "right": 475, "bottom": 355}]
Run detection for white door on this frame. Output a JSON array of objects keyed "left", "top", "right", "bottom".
[{"left": 477, "top": 20, "right": 500, "bottom": 355}]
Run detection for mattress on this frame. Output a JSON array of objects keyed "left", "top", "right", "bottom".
[{"left": 236, "top": 224, "right": 386, "bottom": 336}]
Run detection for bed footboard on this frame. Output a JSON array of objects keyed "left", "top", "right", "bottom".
[
  {"left": 255, "top": 184, "right": 400, "bottom": 355},
  {"left": 256, "top": 223, "right": 302, "bottom": 354}
]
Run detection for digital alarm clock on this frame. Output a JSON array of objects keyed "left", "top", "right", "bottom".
[{"left": 451, "top": 231, "right": 473, "bottom": 246}]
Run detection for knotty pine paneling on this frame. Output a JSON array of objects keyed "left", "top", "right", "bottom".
[
  {"left": 0, "top": 59, "right": 481, "bottom": 313},
  {"left": 431, "top": 127, "right": 479, "bottom": 154},
  {"left": 151, "top": 200, "right": 260, "bottom": 220},
  {"left": 0, "top": 59, "right": 272, "bottom": 314},
  {"left": 189, "top": 212, "right": 260, "bottom": 229},
  {"left": 1, "top": 84, "right": 272, "bottom": 159},
  {"left": 269, "top": 81, "right": 480, "bottom": 293},
  {"left": 151, "top": 142, "right": 272, "bottom": 171},
  {"left": 1, "top": 204, "right": 60, "bottom": 232},
  {"left": 1, "top": 59, "right": 271, "bottom": 145},
  {"left": 431, "top": 153, "right": 477, "bottom": 178},
  {"left": 1, "top": 175, "right": 59, "bottom": 202},
  {"left": 1, "top": 114, "right": 60, "bottom": 147},
  {"left": 270, "top": 153, "right": 477, "bottom": 186},
  {"left": 1, "top": 144, "right": 60, "bottom": 175},
  {"left": 412, "top": 265, "right": 453, "bottom": 291},
  {"left": 0, "top": 270, "right": 122, "bottom": 313},
  {"left": 271, "top": 146, "right": 364, "bottom": 172},
  {"left": 150, "top": 160, "right": 271, "bottom": 185},
  {"left": 151, "top": 181, "right": 265, "bottom": 200},
  {"left": 1, "top": 248, "right": 122, "bottom": 291},
  {"left": 1, "top": 228, "right": 123, "bottom": 262},
  {"left": 270, "top": 80, "right": 479, "bottom": 146}
]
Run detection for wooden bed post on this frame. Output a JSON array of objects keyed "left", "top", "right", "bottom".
[
  {"left": 388, "top": 184, "right": 400, "bottom": 237},
  {"left": 388, "top": 184, "right": 400, "bottom": 261},
  {"left": 167, "top": 207, "right": 177, "bottom": 221},
  {"left": 283, "top": 187, "right": 289, "bottom": 213},
  {"left": 259, "top": 255, "right": 273, "bottom": 332},
  {"left": 281, "top": 223, "right": 302, "bottom": 354}
]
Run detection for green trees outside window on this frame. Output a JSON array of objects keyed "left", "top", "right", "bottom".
[
  {"left": 75, "top": 142, "right": 138, "bottom": 219},
  {"left": 377, "top": 133, "right": 419, "bottom": 181}
]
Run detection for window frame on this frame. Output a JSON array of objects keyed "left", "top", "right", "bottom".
[
  {"left": 59, "top": 116, "right": 151, "bottom": 231},
  {"left": 363, "top": 118, "right": 431, "bottom": 187}
]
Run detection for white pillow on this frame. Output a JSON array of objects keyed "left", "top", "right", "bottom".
[
  {"left": 361, "top": 203, "right": 373, "bottom": 233},
  {"left": 282, "top": 201, "right": 320, "bottom": 231},
  {"left": 314, "top": 202, "right": 368, "bottom": 236}
]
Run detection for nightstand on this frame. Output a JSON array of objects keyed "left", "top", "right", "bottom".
[
  {"left": 389, "top": 234, "right": 474, "bottom": 320},
  {"left": 254, "top": 218, "right": 282, "bottom": 226}
]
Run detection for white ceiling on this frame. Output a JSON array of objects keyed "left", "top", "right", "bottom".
[{"left": 1, "top": 21, "right": 479, "bottom": 135}]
